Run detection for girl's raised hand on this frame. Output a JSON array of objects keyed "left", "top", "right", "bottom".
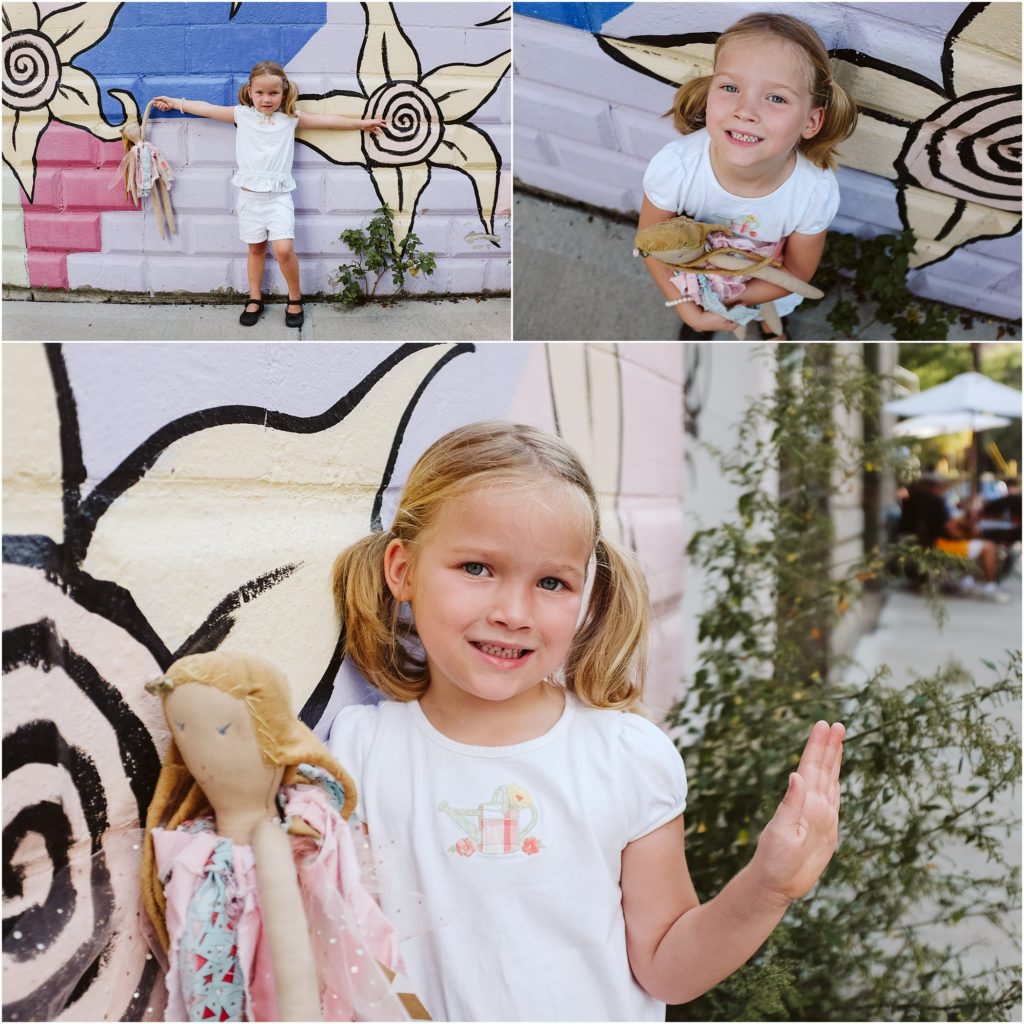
[
  {"left": 751, "top": 721, "right": 844, "bottom": 903},
  {"left": 363, "top": 118, "right": 387, "bottom": 135},
  {"left": 151, "top": 96, "right": 176, "bottom": 112}
]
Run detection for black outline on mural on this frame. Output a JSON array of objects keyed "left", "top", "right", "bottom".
[
  {"left": 594, "top": 3, "right": 1021, "bottom": 269},
  {"left": 2, "top": 340, "right": 475, "bottom": 1017}
]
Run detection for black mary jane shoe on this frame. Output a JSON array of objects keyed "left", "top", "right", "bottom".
[
  {"left": 239, "top": 297, "right": 264, "bottom": 327},
  {"left": 285, "top": 296, "right": 304, "bottom": 329}
]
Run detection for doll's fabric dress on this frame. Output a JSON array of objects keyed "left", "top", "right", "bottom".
[{"left": 152, "top": 772, "right": 408, "bottom": 1022}]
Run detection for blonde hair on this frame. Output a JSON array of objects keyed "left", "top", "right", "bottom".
[
  {"left": 670, "top": 13, "right": 857, "bottom": 171},
  {"left": 141, "top": 651, "right": 355, "bottom": 952},
  {"left": 333, "top": 421, "right": 650, "bottom": 710},
  {"left": 238, "top": 60, "right": 298, "bottom": 117}
]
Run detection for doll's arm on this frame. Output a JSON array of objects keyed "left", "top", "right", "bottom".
[
  {"left": 252, "top": 818, "right": 323, "bottom": 1022},
  {"left": 622, "top": 721, "right": 844, "bottom": 1004},
  {"left": 638, "top": 197, "right": 739, "bottom": 333},
  {"left": 297, "top": 111, "right": 387, "bottom": 133},
  {"left": 151, "top": 96, "right": 236, "bottom": 123},
  {"left": 726, "top": 229, "right": 827, "bottom": 308}
]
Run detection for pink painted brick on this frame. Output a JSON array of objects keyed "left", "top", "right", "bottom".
[
  {"left": 515, "top": 79, "right": 616, "bottom": 148},
  {"left": 26, "top": 250, "right": 69, "bottom": 289},
  {"left": 35, "top": 124, "right": 101, "bottom": 166},
  {"left": 63, "top": 169, "right": 136, "bottom": 211},
  {"left": 97, "top": 139, "right": 132, "bottom": 168},
  {"left": 24, "top": 211, "right": 101, "bottom": 252},
  {"left": 67, "top": 253, "right": 147, "bottom": 292},
  {"left": 29, "top": 168, "right": 62, "bottom": 209}
]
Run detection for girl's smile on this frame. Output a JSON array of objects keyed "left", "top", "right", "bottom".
[
  {"left": 384, "top": 481, "right": 592, "bottom": 732},
  {"left": 704, "top": 36, "right": 823, "bottom": 190}
]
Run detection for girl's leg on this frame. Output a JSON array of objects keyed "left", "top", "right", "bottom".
[
  {"left": 271, "top": 238, "right": 302, "bottom": 312},
  {"left": 246, "top": 241, "right": 267, "bottom": 313}
]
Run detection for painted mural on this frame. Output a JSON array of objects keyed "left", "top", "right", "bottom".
[
  {"left": 513, "top": 2, "right": 1021, "bottom": 320},
  {"left": 1, "top": 2, "right": 510, "bottom": 295},
  {"left": 2, "top": 342, "right": 685, "bottom": 1020}
]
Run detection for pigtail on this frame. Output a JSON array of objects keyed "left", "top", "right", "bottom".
[
  {"left": 332, "top": 531, "right": 428, "bottom": 702},
  {"left": 669, "top": 75, "right": 712, "bottom": 135},
  {"left": 801, "top": 75, "right": 858, "bottom": 172},
  {"left": 237, "top": 82, "right": 252, "bottom": 107},
  {"left": 281, "top": 77, "right": 299, "bottom": 118},
  {"left": 563, "top": 536, "right": 648, "bottom": 710}
]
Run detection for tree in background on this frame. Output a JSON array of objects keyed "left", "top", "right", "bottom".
[{"left": 670, "top": 346, "right": 1020, "bottom": 1022}]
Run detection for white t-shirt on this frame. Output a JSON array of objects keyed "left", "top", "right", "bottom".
[
  {"left": 232, "top": 104, "right": 298, "bottom": 192},
  {"left": 644, "top": 129, "right": 839, "bottom": 316},
  {"left": 329, "top": 694, "right": 688, "bottom": 1022}
]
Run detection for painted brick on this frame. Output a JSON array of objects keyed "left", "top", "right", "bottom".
[
  {"left": 2, "top": 251, "right": 29, "bottom": 287},
  {"left": 67, "top": 253, "right": 148, "bottom": 292},
  {"left": 448, "top": 216, "right": 502, "bottom": 255},
  {"left": 296, "top": 215, "right": 351, "bottom": 254},
  {"left": 63, "top": 170, "right": 136, "bottom": 211},
  {"left": 186, "top": 26, "right": 282, "bottom": 73},
  {"left": 145, "top": 256, "right": 236, "bottom": 294},
  {"left": 163, "top": 170, "right": 233, "bottom": 214},
  {"left": 233, "top": 2, "right": 326, "bottom": 26},
  {"left": 511, "top": 128, "right": 557, "bottom": 168},
  {"left": 36, "top": 126, "right": 100, "bottom": 167},
  {"left": 85, "top": 28, "right": 188, "bottom": 73},
  {"left": 515, "top": 80, "right": 616, "bottom": 148},
  {"left": 29, "top": 169, "right": 62, "bottom": 210},
  {"left": 449, "top": 258, "right": 488, "bottom": 294},
  {"left": 27, "top": 250, "right": 69, "bottom": 289},
  {"left": 184, "top": 215, "right": 248, "bottom": 256},
  {"left": 145, "top": 76, "right": 237, "bottom": 108},
  {"left": 485, "top": 256, "right": 511, "bottom": 291},
  {"left": 100, "top": 209, "right": 188, "bottom": 255},
  {"left": 184, "top": 122, "right": 237, "bottom": 167},
  {"left": 516, "top": 158, "right": 633, "bottom": 213},
  {"left": 2, "top": 209, "right": 26, "bottom": 249},
  {"left": 24, "top": 212, "right": 101, "bottom": 252}
]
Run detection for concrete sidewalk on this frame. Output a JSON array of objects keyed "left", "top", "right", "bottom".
[
  {"left": 1, "top": 293, "right": 511, "bottom": 342},
  {"left": 849, "top": 563, "right": 1022, "bottom": 1016},
  {"left": 513, "top": 192, "right": 1022, "bottom": 342}
]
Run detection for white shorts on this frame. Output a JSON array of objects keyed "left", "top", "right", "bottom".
[{"left": 236, "top": 189, "right": 295, "bottom": 243}]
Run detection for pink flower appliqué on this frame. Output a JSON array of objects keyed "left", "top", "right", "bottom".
[
  {"left": 455, "top": 838, "right": 476, "bottom": 857},
  {"left": 521, "top": 837, "right": 541, "bottom": 855}
]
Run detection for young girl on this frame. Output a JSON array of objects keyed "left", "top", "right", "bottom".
[
  {"left": 153, "top": 61, "right": 386, "bottom": 329},
  {"left": 638, "top": 13, "right": 858, "bottom": 340},
  {"left": 329, "top": 421, "right": 845, "bottom": 1021}
]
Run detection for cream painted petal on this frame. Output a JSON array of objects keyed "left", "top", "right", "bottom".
[
  {"left": 430, "top": 121, "right": 501, "bottom": 236},
  {"left": 420, "top": 52, "right": 510, "bottom": 122},
  {"left": 296, "top": 92, "right": 369, "bottom": 165},
  {"left": 359, "top": 2, "right": 420, "bottom": 98},
  {"left": 50, "top": 64, "right": 135, "bottom": 140},
  {"left": 3, "top": 3, "right": 40, "bottom": 33},
  {"left": 80, "top": 345, "right": 467, "bottom": 710},
  {"left": 947, "top": 3, "right": 1021, "bottom": 97},
  {"left": 546, "top": 344, "right": 623, "bottom": 545},
  {"left": 901, "top": 184, "right": 1021, "bottom": 268},
  {"left": 596, "top": 35, "right": 714, "bottom": 88},
  {"left": 369, "top": 162, "right": 430, "bottom": 247},
  {"left": 2, "top": 344, "right": 65, "bottom": 541},
  {"left": 830, "top": 58, "right": 944, "bottom": 124},
  {"left": 840, "top": 112, "right": 910, "bottom": 180},
  {"left": 3, "top": 105, "right": 49, "bottom": 200},
  {"left": 41, "top": 2, "right": 121, "bottom": 63}
]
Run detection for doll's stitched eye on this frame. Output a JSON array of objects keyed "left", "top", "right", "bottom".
[
  {"left": 175, "top": 721, "right": 186, "bottom": 731},
  {"left": 215, "top": 723, "right": 232, "bottom": 735}
]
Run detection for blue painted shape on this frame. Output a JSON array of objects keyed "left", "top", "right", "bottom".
[
  {"left": 514, "top": 2, "right": 633, "bottom": 32},
  {"left": 77, "top": 2, "right": 326, "bottom": 124}
]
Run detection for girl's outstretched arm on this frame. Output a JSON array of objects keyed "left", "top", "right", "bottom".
[
  {"left": 622, "top": 721, "right": 844, "bottom": 1005},
  {"left": 727, "top": 228, "right": 828, "bottom": 307},
  {"left": 638, "top": 197, "right": 739, "bottom": 334},
  {"left": 151, "top": 96, "right": 235, "bottom": 123},
  {"left": 297, "top": 112, "right": 386, "bottom": 133}
]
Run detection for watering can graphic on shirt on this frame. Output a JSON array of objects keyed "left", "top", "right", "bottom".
[{"left": 438, "top": 784, "right": 538, "bottom": 855}]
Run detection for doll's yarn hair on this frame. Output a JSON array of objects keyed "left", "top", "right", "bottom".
[
  {"left": 333, "top": 421, "right": 650, "bottom": 711},
  {"left": 238, "top": 60, "right": 299, "bottom": 117},
  {"left": 670, "top": 13, "right": 858, "bottom": 172},
  {"left": 141, "top": 650, "right": 356, "bottom": 952}
]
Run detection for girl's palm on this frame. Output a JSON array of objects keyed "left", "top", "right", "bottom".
[{"left": 753, "top": 721, "right": 844, "bottom": 902}]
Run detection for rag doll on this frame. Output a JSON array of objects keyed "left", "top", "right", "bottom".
[
  {"left": 117, "top": 99, "right": 176, "bottom": 239},
  {"left": 634, "top": 215, "right": 824, "bottom": 338},
  {"left": 142, "top": 651, "right": 429, "bottom": 1022}
]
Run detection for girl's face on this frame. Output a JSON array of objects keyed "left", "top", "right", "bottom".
[
  {"left": 385, "top": 482, "right": 592, "bottom": 712},
  {"left": 704, "top": 35, "right": 824, "bottom": 178},
  {"left": 250, "top": 73, "right": 285, "bottom": 115}
]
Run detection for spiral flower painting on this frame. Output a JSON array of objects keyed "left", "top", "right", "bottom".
[
  {"left": 596, "top": 2, "right": 1021, "bottom": 269},
  {"left": 1, "top": 2, "right": 138, "bottom": 200}
]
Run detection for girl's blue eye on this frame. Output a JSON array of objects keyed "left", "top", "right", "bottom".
[
  {"left": 721, "top": 84, "right": 738, "bottom": 93},
  {"left": 538, "top": 577, "right": 566, "bottom": 592},
  {"left": 768, "top": 94, "right": 787, "bottom": 104},
  {"left": 462, "top": 562, "right": 489, "bottom": 577}
]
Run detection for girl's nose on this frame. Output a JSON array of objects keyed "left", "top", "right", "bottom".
[{"left": 487, "top": 585, "right": 532, "bottom": 630}]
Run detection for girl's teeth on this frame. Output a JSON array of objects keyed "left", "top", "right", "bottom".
[
  {"left": 478, "top": 643, "right": 524, "bottom": 659},
  {"left": 731, "top": 131, "right": 760, "bottom": 143}
]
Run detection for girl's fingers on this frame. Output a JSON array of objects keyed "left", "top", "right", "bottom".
[{"left": 796, "top": 720, "right": 830, "bottom": 792}]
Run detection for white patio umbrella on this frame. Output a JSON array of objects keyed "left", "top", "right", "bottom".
[
  {"left": 884, "top": 371, "right": 1023, "bottom": 419},
  {"left": 893, "top": 412, "right": 1012, "bottom": 439}
]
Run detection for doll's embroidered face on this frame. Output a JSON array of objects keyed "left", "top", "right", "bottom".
[
  {"left": 165, "top": 683, "right": 282, "bottom": 815},
  {"left": 249, "top": 72, "right": 285, "bottom": 116}
]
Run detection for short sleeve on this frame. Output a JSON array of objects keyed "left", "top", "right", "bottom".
[
  {"left": 618, "top": 713, "right": 688, "bottom": 842},
  {"left": 643, "top": 142, "right": 688, "bottom": 213},
  {"left": 794, "top": 167, "right": 840, "bottom": 235},
  {"left": 328, "top": 704, "right": 382, "bottom": 822},
  {"left": 233, "top": 103, "right": 247, "bottom": 127}
]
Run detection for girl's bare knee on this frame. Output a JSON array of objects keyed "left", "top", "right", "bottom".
[
  {"left": 271, "top": 239, "right": 296, "bottom": 261},
  {"left": 248, "top": 241, "right": 268, "bottom": 255}
]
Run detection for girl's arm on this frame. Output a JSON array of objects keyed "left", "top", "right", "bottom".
[
  {"left": 726, "top": 229, "right": 827, "bottom": 308},
  {"left": 151, "top": 96, "right": 236, "bottom": 124},
  {"left": 621, "top": 721, "right": 844, "bottom": 1005},
  {"left": 638, "top": 196, "right": 739, "bottom": 334},
  {"left": 297, "top": 112, "right": 386, "bottom": 133}
]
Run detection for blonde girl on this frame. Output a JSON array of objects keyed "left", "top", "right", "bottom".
[
  {"left": 329, "top": 421, "right": 845, "bottom": 1021},
  {"left": 639, "top": 13, "right": 858, "bottom": 340},
  {"left": 153, "top": 61, "right": 386, "bottom": 329}
]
